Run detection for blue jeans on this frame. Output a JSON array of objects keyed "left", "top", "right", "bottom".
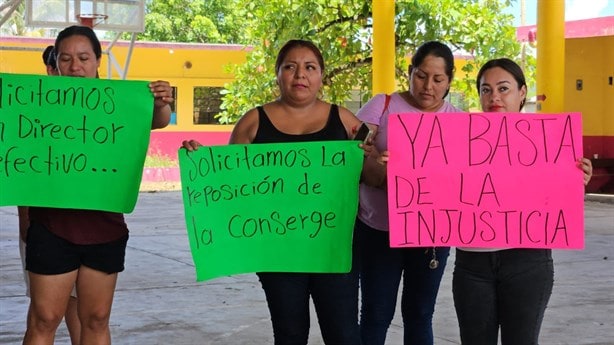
[
  {"left": 257, "top": 271, "right": 360, "bottom": 344},
  {"left": 452, "top": 249, "right": 554, "bottom": 345},
  {"left": 356, "top": 219, "right": 450, "bottom": 345}
]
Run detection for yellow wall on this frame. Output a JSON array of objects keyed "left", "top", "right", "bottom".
[
  {"left": 117, "top": 43, "right": 247, "bottom": 131},
  {"left": 0, "top": 38, "right": 247, "bottom": 132},
  {"left": 564, "top": 36, "right": 614, "bottom": 136},
  {"left": 3, "top": 36, "right": 612, "bottom": 136}
]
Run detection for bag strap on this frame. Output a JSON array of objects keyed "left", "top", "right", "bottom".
[{"left": 382, "top": 94, "right": 391, "bottom": 115}]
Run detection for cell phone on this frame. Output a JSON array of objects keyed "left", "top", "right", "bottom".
[{"left": 354, "top": 122, "right": 373, "bottom": 143}]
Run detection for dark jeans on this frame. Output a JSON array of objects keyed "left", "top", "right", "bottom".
[
  {"left": 452, "top": 248, "right": 554, "bottom": 345},
  {"left": 356, "top": 219, "right": 450, "bottom": 345},
  {"left": 257, "top": 270, "right": 360, "bottom": 345}
]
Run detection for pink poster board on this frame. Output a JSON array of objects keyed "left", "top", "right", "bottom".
[{"left": 387, "top": 112, "right": 585, "bottom": 249}]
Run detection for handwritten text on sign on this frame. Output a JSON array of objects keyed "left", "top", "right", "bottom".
[
  {"left": 387, "top": 112, "right": 584, "bottom": 249},
  {"left": 0, "top": 73, "right": 153, "bottom": 213},
  {"left": 179, "top": 141, "right": 363, "bottom": 281}
]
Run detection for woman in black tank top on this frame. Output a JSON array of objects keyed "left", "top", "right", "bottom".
[
  {"left": 252, "top": 103, "right": 347, "bottom": 143},
  {"left": 183, "top": 39, "right": 374, "bottom": 345}
]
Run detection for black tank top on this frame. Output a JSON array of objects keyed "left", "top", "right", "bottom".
[{"left": 253, "top": 104, "right": 348, "bottom": 144}]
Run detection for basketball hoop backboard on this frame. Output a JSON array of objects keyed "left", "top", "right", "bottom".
[{"left": 25, "top": 0, "right": 145, "bottom": 32}]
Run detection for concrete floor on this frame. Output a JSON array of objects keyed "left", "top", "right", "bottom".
[{"left": 1, "top": 192, "right": 612, "bottom": 344}]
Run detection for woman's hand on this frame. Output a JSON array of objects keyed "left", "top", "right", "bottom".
[
  {"left": 182, "top": 139, "right": 203, "bottom": 151},
  {"left": 578, "top": 157, "right": 593, "bottom": 186},
  {"left": 359, "top": 137, "right": 375, "bottom": 157},
  {"left": 149, "top": 80, "right": 174, "bottom": 108},
  {"left": 361, "top": 147, "right": 389, "bottom": 189},
  {"left": 372, "top": 149, "right": 389, "bottom": 166},
  {"left": 149, "top": 80, "right": 174, "bottom": 129}
]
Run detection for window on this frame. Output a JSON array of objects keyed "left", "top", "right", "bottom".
[
  {"left": 193, "top": 86, "right": 224, "bottom": 125},
  {"left": 169, "top": 86, "right": 177, "bottom": 125}
]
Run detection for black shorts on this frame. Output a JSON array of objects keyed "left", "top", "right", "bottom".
[{"left": 25, "top": 222, "right": 128, "bottom": 275}]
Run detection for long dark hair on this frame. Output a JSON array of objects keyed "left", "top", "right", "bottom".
[
  {"left": 275, "top": 39, "right": 325, "bottom": 75},
  {"left": 410, "top": 41, "right": 455, "bottom": 98},
  {"left": 54, "top": 25, "right": 102, "bottom": 60},
  {"left": 476, "top": 58, "right": 527, "bottom": 110},
  {"left": 42, "top": 45, "right": 56, "bottom": 68}
]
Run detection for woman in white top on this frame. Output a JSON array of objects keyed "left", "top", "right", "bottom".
[{"left": 452, "top": 58, "right": 593, "bottom": 345}]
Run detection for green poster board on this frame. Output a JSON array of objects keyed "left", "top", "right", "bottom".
[
  {"left": 179, "top": 141, "right": 364, "bottom": 281},
  {"left": 0, "top": 73, "right": 153, "bottom": 213}
]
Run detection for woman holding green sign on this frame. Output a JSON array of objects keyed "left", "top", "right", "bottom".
[
  {"left": 452, "top": 58, "right": 593, "bottom": 345},
  {"left": 23, "top": 25, "right": 174, "bottom": 345},
  {"left": 183, "top": 39, "right": 369, "bottom": 344},
  {"left": 18, "top": 45, "right": 81, "bottom": 345}
]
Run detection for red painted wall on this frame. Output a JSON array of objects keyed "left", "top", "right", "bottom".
[
  {"left": 147, "top": 131, "right": 231, "bottom": 160},
  {"left": 584, "top": 136, "right": 614, "bottom": 193},
  {"left": 144, "top": 132, "right": 613, "bottom": 193}
]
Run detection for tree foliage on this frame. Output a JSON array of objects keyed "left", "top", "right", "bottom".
[
  {"left": 217, "top": 0, "right": 533, "bottom": 123},
  {"left": 2, "top": 0, "right": 533, "bottom": 123},
  {"left": 135, "top": 0, "right": 250, "bottom": 43}
]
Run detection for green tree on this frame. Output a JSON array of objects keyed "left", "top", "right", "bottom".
[
  {"left": 136, "top": 0, "right": 250, "bottom": 43},
  {"left": 218, "top": 0, "right": 532, "bottom": 124}
]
